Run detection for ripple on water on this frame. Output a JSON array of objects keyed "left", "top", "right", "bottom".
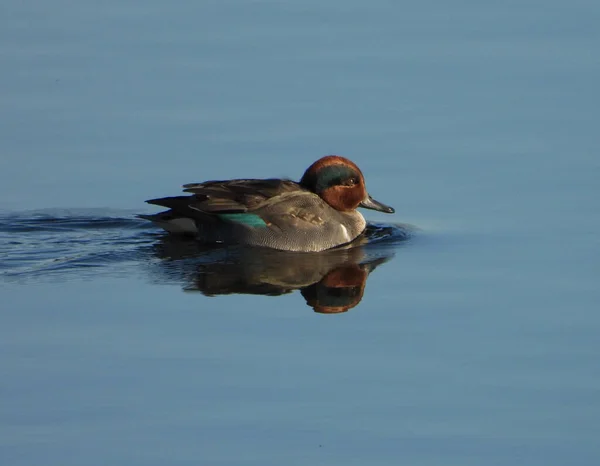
[{"left": 0, "top": 211, "right": 157, "bottom": 281}]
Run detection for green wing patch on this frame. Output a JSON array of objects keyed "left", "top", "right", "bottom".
[{"left": 216, "top": 213, "right": 267, "bottom": 227}]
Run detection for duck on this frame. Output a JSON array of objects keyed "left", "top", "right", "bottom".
[{"left": 140, "top": 155, "right": 394, "bottom": 252}]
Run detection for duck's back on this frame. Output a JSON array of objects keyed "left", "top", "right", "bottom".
[{"left": 182, "top": 178, "right": 302, "bottom": 212}]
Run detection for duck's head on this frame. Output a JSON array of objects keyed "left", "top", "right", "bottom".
[{"left": 300, "top": 155, "right": 395, "bottom": 214}]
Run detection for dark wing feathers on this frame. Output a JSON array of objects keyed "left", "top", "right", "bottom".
[
  {"left": 145, "top": 196, "right": 204, "bottom": 217},
  {"left": 147, "top": 179, "right": 304, "bottom": 215},
  {"left": 182, "top": 179, "right": 301, "bottom": 213},
  {"left": 146, "top": 195, "right": 191, "bottom": 209}
]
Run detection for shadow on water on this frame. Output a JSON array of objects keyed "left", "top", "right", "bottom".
[{"left": 1, "top": 211, "right": 413, "bottom": 312}]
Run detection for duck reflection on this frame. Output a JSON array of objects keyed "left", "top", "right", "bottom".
[{"left": 151, "top": 224, "right": 410, "bottom": 313}]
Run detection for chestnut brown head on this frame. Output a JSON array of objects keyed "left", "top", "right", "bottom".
[{"left": 300, "top": 155, "right": 394, "bottom": 213}]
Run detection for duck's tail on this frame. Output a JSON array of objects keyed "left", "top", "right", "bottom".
[{"left": 138, "top": 211, "right": 199, "bottom": 235}]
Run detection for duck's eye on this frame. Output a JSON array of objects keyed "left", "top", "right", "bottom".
[{"left": 346, "top": 177, "right": 358, "bottom": 186}]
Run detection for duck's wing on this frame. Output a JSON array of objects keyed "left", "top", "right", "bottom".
[
  {"left": 182, "top": 178, "right": 302, "bottom": 212},
  {"left": 146, "top": 179, "right": 303, "bottom": 214}
]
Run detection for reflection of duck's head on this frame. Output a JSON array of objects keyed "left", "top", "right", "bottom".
[
  {"left": 301, "top": 259, "right": 384, "bottom": 314},
  {"left": 148, "top": 223, "right": 410, "bottom": 312}
]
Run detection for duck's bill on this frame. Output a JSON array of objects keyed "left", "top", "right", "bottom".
[{"left": 359, "top": 195, "right": 395, "bottom": 214}]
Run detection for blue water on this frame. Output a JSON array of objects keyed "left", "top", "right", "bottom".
[{"left": 1, "top": 1, "right": 599, "bottom": 465}]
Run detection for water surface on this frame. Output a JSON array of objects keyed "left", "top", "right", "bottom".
[{"left": 1, "top": 1, "right": 599, "bottom": 465}]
